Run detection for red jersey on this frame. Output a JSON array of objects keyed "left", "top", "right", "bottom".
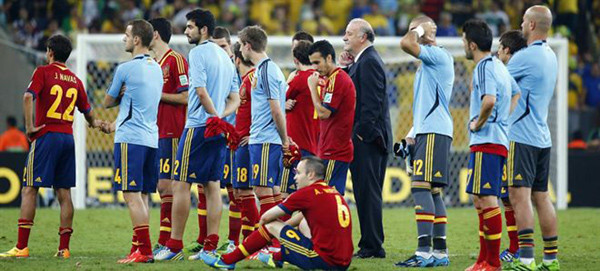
[
  {"left": 157, "top": 49, "right": 188, "bottom": 138},
  {"left": 26, "top": 62, "right": 91, "bottom": 141},
  {"left": 279, "top": 180, "right": 353, "bottom": 267},
  {"left": 286, "top": 69, "right": 319, "bottom": 155},
  {"left": 235, "top": 68, "right": 255, "bottom": 137},
  {"left": 319, "top": 68, "right": 356, "bottom": 163}
]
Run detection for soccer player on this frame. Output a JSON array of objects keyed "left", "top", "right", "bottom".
[
  {"left": 201, "top": 156, "right": 353, "bottom": 270},
  {"left": 462, "top": 19, "right": 519, "bottom": 271},
  {"left": 307, "top": 40, "right": 356, "bottom": 194},
  {"left": 397, "top": 15, "right": 454, "bottom": 267},
  {"left": 0, "top": 34, "right": 101, "bottom": 259},
  {"left": 154, "top": 9, "right": 239, "bottom": 261},
  {"left": 504, "top": 6, "right": 559, "bottom": 271},
  {"left": 101, "top": 19, "right": 162, "bottom": 263},
  {"left": 231, "top": 41, "right": 259, "bottom": 241},
  {"left": 496, "top": 29, "right": 527, "bottom": 263},
  {"left": 237, "top": 25, "right": 290, "bottom": 220},
  {"left": 147, "top": 17, "right": 189, "bottom": 254},
  {"left": 280, "top": 40, "right": 319, "bottom": 197},
  {"left": 185, "top": 25, "right": 242, "bottom": 255}
]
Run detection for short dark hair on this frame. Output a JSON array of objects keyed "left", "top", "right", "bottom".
[
  {"left": 462, "top": 19, "right": 492, "bottom": 52},
  {"left": 308, "top": 40, "right": 336, "bottom": 64},
  {"left": 213, "top": 26, "right": 231, "bottom": 44},
  {"left": 148, "top": 17, "right": 172, "bottom": 43},
  {"left": 186, "top": 9, "right": 216, "bottom": 37},
  {"left": 232, "top": 41, "right": 253, "bottom": 67},
  {"left": 46, "top": 34, "right": 72, "bottom": 63},
  {"left": 499, "top": 30, "right": 527, "bottom": 55},
  {"left": 6, "top": 116, "right": 17, "bottom": 127},
  {"left": 300, "top": 156, "right": 325, "bottom": 179},
  {"left": 238, "top": 25, "right": 267, "bottom": 52},
  {"left": 128, "top": 19, "right": 154, "bottom": 47},
  {"left": 292, "top": 40, "right": 312, "bottom": 66},
  {"left": 292, "top": 31, "right": 314, "bottom": 43}
]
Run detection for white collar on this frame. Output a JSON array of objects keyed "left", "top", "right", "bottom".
[{"left": 355, "top": 45, "right": 372, "bottom": 62}]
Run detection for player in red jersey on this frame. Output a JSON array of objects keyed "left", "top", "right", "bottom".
[
  {"left": 280, "top": 40, "right": 320, "bottom": 197},
  {"left": 307, "top": 40, "right": 356, "bottom": 195},
  {"left": 231, "top": 41, "right": 260, "bottom": 241},
  {"left": 147, "top": 18, "right": 189, "bottom": 254},
  {"left": 201, "top": 156, "right": 353, "bottom": 270},
  {"left": 0, "top": 35, "right": 102, "bottom": 259}
]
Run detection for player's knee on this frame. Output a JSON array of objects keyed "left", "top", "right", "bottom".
[
  {"left": 477, "top": 195, "right": 498, "bottom": 209},
  {"left": 21, "top": 186, "right": 38, "bottom": 199},
  {"left": 55, "top": 188, "right": 72, "bottom": 203},
  {"left": 531, "top": 191, "right": 550, "bottom": 206},
  {"left": 253, "top": 186, "right": 271, "bottom": 197}
]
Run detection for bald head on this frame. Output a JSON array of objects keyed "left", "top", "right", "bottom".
[
  {"left": 348, "top": 18, "right": 375, "bottom": 43},
  {"left": 410, "top": 15, "right": 435, "bottom": 28},
  {"left": 525, "top": 5, "right": 552, "bottom": 33}
]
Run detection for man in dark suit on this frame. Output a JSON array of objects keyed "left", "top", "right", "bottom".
[{"left": 340, "top": 18, "right": 392, "bottom": 259}]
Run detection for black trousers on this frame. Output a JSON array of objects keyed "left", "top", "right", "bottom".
[{"left": 350, "top": 135, "right": 388, "bottom": 253}]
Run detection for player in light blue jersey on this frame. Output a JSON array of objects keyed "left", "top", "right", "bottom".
[
  {"left": 462, "top": 19, "right": 521, "bottom": 271},
  {"left": 154, "top": 9, "right": 240, "bottom": 262},
  {"left": 396, "top": 15, "right": 453, "bottom": 268},
  {"left": 211, "top": 26, "right": 243, "bottom": 253},
  {"left": 240, "top": 25, "right": 289, "bottom": 212},
  {"left": 504, "top": 6, "right": 560, "bottom": 271},
  {"left": 102, "top": 19, "right": 162, "bottom": 263},
  {"left": 497, "top": 29, "right": 527, "bottom": 264}
]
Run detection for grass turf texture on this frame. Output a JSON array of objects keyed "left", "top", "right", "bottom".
[{"left": 0, "top": 208, "right": 596, "bottom": 270}]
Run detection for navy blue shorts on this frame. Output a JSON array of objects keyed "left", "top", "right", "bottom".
[
  {"left": 500, "top": 161, "right": 509, "bottom": 199},
  {"left": 249, "top": 143, "right": 282, "bottom": 188},
  {"left": 158, "top": 138, "right": 179, "bottom": 180},
  {"left": 279, "top": 225, "right": 341, "bottom": 270},
  {"left": 175, "top": 127, "right": 226, "bottom": 184},
  {"left": 465, "top": 152, "right": 505, "bottom": 196},
  {"left": 114, "top": 143, "right": 159, "bottom": 193},
  {"left": 233, "top": 144, "right": 251, "bottom": 189},
  {"left": 279, "top": 149, "right": 313, "bottom": 194},
  {"left": 323, "top": 159, "right": 350, "bottom": 195},
  {"left": 23, "top": 133, "right": 75, "bottom": 188},
  {"left": 221, "top": 147, "right": 235, "bottom": 188}
]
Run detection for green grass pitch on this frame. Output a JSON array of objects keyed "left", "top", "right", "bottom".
[{"left": 0, "top": 207, "right": 597, "bottom": 270}]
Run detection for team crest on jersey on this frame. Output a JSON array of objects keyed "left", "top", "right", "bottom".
[
  {"left": 162, "top": 66, "right": 170, "bottom": 77},
  {"left": 239, "top": 86, "right": 247, "bottom": 103}
]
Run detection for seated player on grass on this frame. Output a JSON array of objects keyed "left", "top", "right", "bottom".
[{"left": 200, "top": 156, "right": 353, "bottom": 270}]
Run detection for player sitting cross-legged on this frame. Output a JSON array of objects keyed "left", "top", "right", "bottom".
[{"left": 201, "top": 156, "right": 353, "bottom": 270}]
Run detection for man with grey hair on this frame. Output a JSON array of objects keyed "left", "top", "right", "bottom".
[
  {"left": 340, "top": 18, "right": 392, "bottom": 259},
  {"left": 503, "top": 5, "right": 559, "bottom": 271}
]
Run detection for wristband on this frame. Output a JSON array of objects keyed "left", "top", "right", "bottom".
[{"left": 412, "top": 25, "right": 425, "bottom": 38}]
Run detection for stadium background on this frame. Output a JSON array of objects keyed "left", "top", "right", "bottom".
[{"left": 0, "top": 0, "right": 598, "bottom": 209}]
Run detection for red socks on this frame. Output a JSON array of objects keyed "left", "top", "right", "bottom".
[
  {"left": 222, "top": 225, "right": 272, "bottom": 265},
  {"left": 504, "top": 207, "right": 519, "bottom": 253},
  {"left": 482, "top": 207, "right": 503, "bottom": 267},
  {"left": 130, "top": 232, "right": 138, "bottom": 254},
  {"left": 476, "top": 210, "right": 487, "bottom": 264},
  {"left": 158, "top": 194, "right": 173, "bottom": 246},
  {"left": 240, "top": 194, "right": 258, "bottom": 240},
  {"left": 227, "top": 187, "right": 242, "bottom": 245},
  {"left": 203, "top": 234, "right": 220, "bottom": 251},
  {"left": 166, "top": 238, "right": 183, "bottom": 253},
  {"left": 58, "top": 227, "right": 73, "bottom": 250},
  {"left": 133, "top": 225, "right": 152, "bottom": 256},
  {"left": 16, "top": 219, "right": 33, "bottom": 249},
  {"left": 258, "top": 195, "right": 276, "bottom": 217},
  {"left": 197, "top": 187, "right": 207, "bottom": 244}
]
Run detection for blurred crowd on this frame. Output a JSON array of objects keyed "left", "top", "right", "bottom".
[{"left": 1, "top": 0, "right": 599, "bottom": 149}]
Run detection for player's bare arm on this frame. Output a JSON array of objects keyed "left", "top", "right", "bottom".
[
  {"left": 307, "top": 72, "right": 332, "bottom": 119},
  {"left": 22, "top": 92, "right": 45, "bottom": 140},
  {"left": 195, "top": 86, "right": 218, "bottom": 115},
  {"left": 400, "top": 22, "right": 434, "bottom": 58},
  {"left": 161, "top": 91, "right": 188, "bottom": 105},
  {"left": 220, "top": 92, "right": 240, "bottom": 118},
  {"left": 285, "top": 212, "right": 305, "bottom": 227},
  {"left": 269, "top": 99, "right": 290, "bottom": 148},
  {"left": 470, "top": 95, "right": 496, "bottom": 132},
  {"left": 83, "top": 110, "right": 102, "bottom": 129},
  {"left": 510, "top": 93, "right": 521, "bottom": 114},
  {"left": 259, "top": 205, "right": 286, "bottom": 225}
]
